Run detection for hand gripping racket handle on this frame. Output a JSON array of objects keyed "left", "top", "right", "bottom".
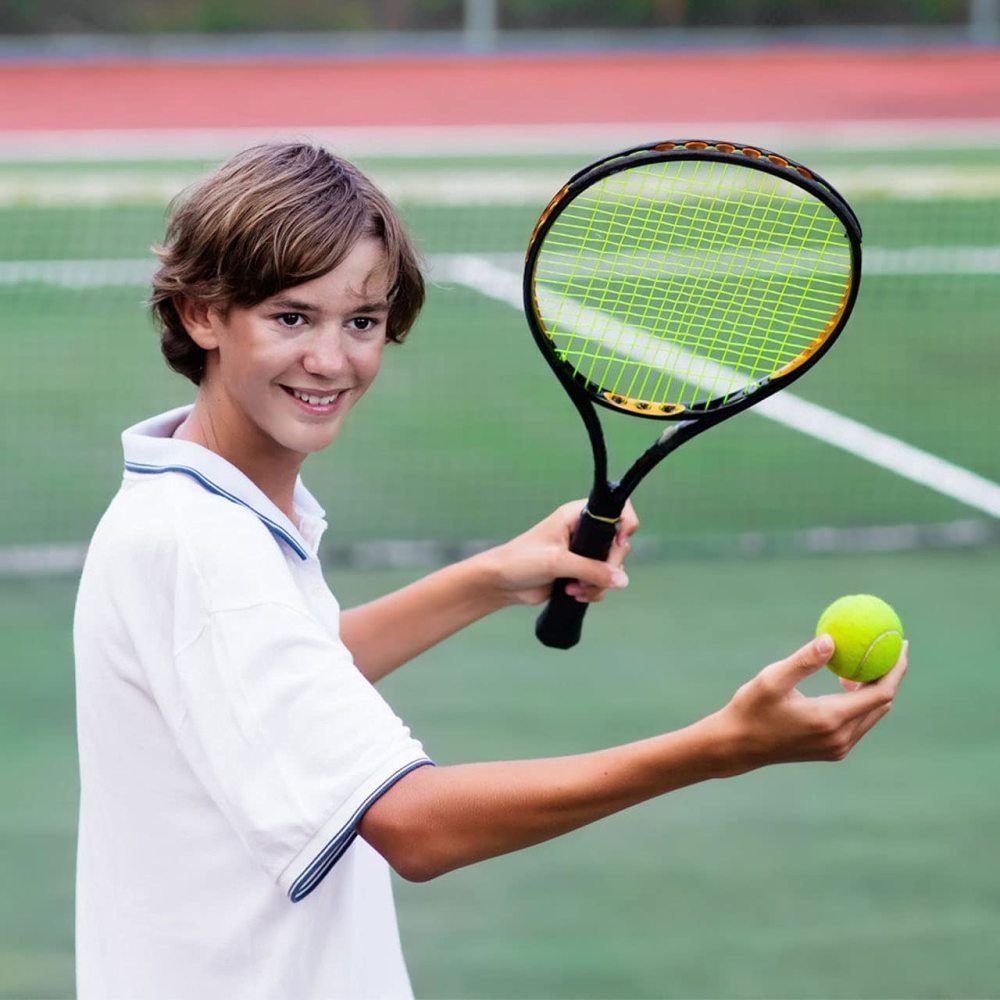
[{"left": 535, "top": 508, "right": 620, "bottom": 649}]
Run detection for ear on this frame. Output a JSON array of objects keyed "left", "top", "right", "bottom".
[{"left": 174, "top": 296, "right": 222, "bottom": 351}]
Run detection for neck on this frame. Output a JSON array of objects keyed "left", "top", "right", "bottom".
[{"left": 174, "top": 394, "right": 304, "bottom": 525}]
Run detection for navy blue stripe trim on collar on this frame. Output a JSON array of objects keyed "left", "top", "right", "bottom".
[
  {"left": 288, "top": 758, "right": 434, "bottom": 903},
  {"left": 124, "top": 461, "right": 309, "bottom": 561}
]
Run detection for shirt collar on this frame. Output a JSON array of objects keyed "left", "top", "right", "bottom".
[{"left": 121, "top": 404, "right": 327, "bottom": 561}]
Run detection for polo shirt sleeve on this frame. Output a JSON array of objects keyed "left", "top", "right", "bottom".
[{"left": 143, "top": 499, "right": 431, "bottom": 902}]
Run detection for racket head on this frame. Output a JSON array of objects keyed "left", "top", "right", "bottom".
[{"left": 524, "top": 140, "right": 862, "bottom": 423}]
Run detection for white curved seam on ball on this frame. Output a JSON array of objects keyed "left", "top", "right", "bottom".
[{"left": 855, "top": 629, "right": 903, "bottom": 680}]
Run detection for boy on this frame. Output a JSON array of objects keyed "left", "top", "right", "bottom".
[{"left": 73, "top": 143, "right": 906, "bottom": 999}]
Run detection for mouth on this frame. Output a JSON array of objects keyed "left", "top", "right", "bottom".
[{"left": 280, "top": 385, "right": 347, "bottom": 415}]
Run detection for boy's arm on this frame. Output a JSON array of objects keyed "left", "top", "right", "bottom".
[
  {"left": 359, "top": 637, "right": 907, "bottom": 882},
  {"left": 339, "top": 501, "right": 637, "bottom": 683}
]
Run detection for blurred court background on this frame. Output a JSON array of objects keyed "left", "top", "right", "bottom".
[{"left": 2, "top": 2, "right": 999, "bottom": 997}]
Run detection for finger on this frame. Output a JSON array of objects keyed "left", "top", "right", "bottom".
[
  {"left": 567, "top": 588, "right": 606, "bottom": 604},
  {"left": 554, "top": 499, "right": 588, "bottom": 539},
  {"left": 616, "top": 501, "right": 640, "bottom": 544},
  {"left": 566, "top": 579, "right": 616, "bottom": 603},
  {"left": 606, "top": 535, "right": 632, "bottom": 571},
  {"left": 815, "top": 646, "right": 908, "bottom": 725},
  {"left": 876, "top": 640, "right": 909, "bottom": 696},
  {"left": 761, "top": 635, "right": 835, "bottom": 689},
  {"left": 839, "top": 642, "right": 909, "bottom": 716},
  {"left": 572, "top": 574, "right": 627, "bottom": 600},
  {"left": 558, "top": 553, "right": 629, "bottom": 592},
  {"left": 848, "top": 701, "right": 893, "bottom": 747},
  {"left": 839, "top": 677, "right": 863, "bottom": 692}
]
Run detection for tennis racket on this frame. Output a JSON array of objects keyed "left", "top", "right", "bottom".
[{"left": 526, "top": 140, "right": 862, "bottom": 649}]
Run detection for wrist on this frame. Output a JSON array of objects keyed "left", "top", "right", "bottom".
[
  {"left": 687, "top": 710, "right": 757, "bottom": 780},
  {"left": 455, "top": 548, "right": 516, "bottom": 615}
]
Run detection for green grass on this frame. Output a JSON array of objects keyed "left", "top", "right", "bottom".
[{"left": 3, "top": 549, "right": 998, "bottom": 999}]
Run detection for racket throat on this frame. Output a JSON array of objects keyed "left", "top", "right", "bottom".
[
  {"left": 613, "top": 421, "right": 697, "bottom": 498},
  {"left": 655, "top": 421, "right": 692, "bottom": 447}
]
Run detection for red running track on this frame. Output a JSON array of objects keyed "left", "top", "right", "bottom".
[{"left": 1, "top": 48, "right": 999, "bottom": 130}]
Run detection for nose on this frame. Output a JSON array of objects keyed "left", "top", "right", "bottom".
[{"left": 302, "top": 329, "right": 351, "bottom": 379}]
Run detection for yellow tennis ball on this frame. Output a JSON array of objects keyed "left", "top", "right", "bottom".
[{"left": 815, "top": 594, "right": 904, "bottom": 683}]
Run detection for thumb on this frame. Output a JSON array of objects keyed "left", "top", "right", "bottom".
[
  {"left": 766, "top": 634, "right": 834, "bottom": 688},
  {"left": 557, "top": 552, "right": 629, "bottom": 590}
]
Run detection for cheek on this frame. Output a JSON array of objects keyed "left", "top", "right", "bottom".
[
  {"left": 243, "top": 342, "right": 294, "bottom": 390},
  {"left": 356, "top": 343, "right": 386, "bottom": 386},
  {"left": 218, "top": 323, "right": 283, "bottom": 379}
]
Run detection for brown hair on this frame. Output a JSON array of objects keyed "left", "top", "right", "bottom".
[{"left": 150, "top": 143, "right": 424, "bottom": 385}]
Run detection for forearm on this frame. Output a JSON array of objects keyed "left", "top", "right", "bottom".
[
  {"left": 359, "top": 711, "right": 735, "bottom": 882},
  {"left": 339, "top": 501, "right": 636, "bottom": 682},
  {"left": 360, "top": 636, "right": 907, "bottom": 882},
  {"left": 340, "top": 553, "right": 508, "bottom": 683}
]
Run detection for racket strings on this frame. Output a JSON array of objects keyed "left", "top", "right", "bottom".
[
  {"left": 692, "top": 180, "right": 830, "bottom": 405},
  {"left": 549, "top": 180, "right": 842, "bottom": 261},
  {"left": 548, "top": 172, "right": 844, "bottom": 403},
  {"left": 629, "top": 160, "right": 788, "bottom": 404},
  {"left": 533, "top": 158, "right": 853, "bottom": 411},
  {"left": 549, "top": 197, "right": 841, "bottom": 256}
]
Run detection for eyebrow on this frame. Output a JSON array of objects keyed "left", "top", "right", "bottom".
[
  {"left": 268, "top": 297, "right": 318, "bottom": 312},
  {"left": 348, "top": 300, "right": 390, "bottom": 313},
  {"left": 267, "top": 296, "right": 390, "bottom": 313}
]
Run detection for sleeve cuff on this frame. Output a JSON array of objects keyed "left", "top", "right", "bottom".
[{"left": 281, "top": 756, "right": 434, "bottom": 902}]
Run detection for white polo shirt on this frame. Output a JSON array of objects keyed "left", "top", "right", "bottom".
[{"left": 73, "top": 404, "right": 431, "bottom": 1000}]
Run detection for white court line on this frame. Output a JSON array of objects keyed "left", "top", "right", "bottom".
[
  {"left": 3, "top": 246, "right": 1000, "bottom": 291},
  {"left": 0, "top": 258, "right": 157, "bottom": 286},
  {"left": 538, "top": 246, "right": 1000, "bottom": 279},
  {"left": 865, "top": 246, "right": 1000, "bottom": 274},
  {"left": 433, "top": 253, "right": 1000, "bottom": 519},
  {"left": 1, "top": 519, "right": 996, "bottom": 579},
  {"left": 3, "top": 164, "right": 1000, "bottom": 206},
  {"left": 3, "top": 118, "right": 1000, "bottom": 160}
]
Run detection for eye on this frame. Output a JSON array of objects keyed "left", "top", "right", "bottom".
[
  {"left": 349, "top": 316, "right": 382, "bottom": 334},
  {"left": 274, "top": 312, "right": 306, "bottom": 328}
]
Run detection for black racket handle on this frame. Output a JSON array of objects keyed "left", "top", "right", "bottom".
[{"left": 535, "top": 509, "right": 620, "bottom": 649}]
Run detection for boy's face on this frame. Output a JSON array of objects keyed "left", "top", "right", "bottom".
[{"left": 197, "top": 237, "right": 392, "bottom": 461}]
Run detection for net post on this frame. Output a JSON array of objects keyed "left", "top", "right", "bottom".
[
  {"left": 970, "top": 0, "right": 1000, "bottom": 44},
  {"left": 464, "top": 0, "right": 499, "bottom": 52}
]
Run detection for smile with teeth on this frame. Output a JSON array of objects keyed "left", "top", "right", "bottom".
[{"left": 286, "top": 387, "right": 341, "bottom": 406}]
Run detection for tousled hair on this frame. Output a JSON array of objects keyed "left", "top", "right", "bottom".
[{"left": 150, "top": 143, "right": 424, "bottom": 385}]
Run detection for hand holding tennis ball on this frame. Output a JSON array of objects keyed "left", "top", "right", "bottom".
[{"left": 816, "top": 594, "right": 904, "bottom": 683}]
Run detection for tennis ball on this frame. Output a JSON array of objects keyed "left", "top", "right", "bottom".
[{"left": 815, "top": 594, "right": 904, "bottom": 683}]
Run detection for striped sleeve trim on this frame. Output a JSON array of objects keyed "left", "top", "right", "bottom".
[{"left": 288, "top": 758, "right": 434, "bottom": 903}]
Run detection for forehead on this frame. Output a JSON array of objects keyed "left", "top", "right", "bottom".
[{"left": 273, "top": 237, "right": 392, "bottom": 305}]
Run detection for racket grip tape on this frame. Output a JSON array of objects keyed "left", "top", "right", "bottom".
[{"left": 535, "top": 509, "right": 620, "bottom": 650}]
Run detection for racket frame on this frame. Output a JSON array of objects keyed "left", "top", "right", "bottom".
[{"left": 524, "top": 140, "right": 863, "bottom": 647}]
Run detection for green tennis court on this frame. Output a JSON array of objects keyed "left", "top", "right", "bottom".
[
  {"left": 1, "top": 143, "right": 997, "bottom": 998},
  {"left": 3, "top": 550, "right": 998, "bottom": 998}
]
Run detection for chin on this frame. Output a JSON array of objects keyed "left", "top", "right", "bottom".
[
  {"left": 263, "top": 395, "right": 357, "bottom": 455},
  {"left": 282, "top": 424, "right": 342, "bottom": 455}
]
